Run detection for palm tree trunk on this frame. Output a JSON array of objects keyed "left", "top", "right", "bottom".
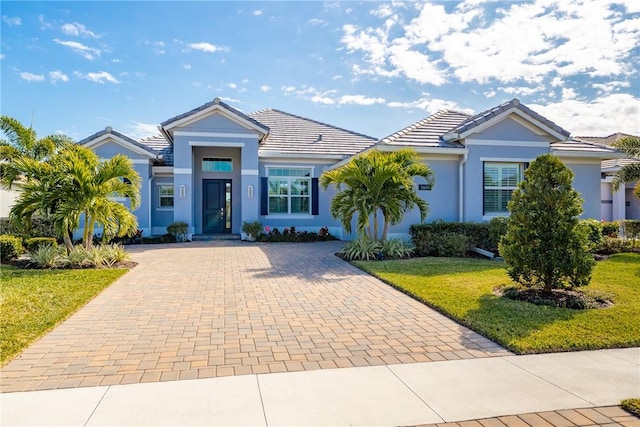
[
  {"left": 381, "top": 217, "right": 390, "bottom": 242},
  {"left": 373, "top": 211, "right": 379, "bottom": 241},
  {"left": 62, "top": 232, "right": 74, "bottom": 254},
  {"left": 84, "top": 216, "right": 95, "bottom": 250}
]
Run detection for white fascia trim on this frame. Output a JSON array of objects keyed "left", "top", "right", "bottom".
[
  {"left": 84, "top": 134, "right": 157, "bottom": 159},
  {"left": 259, "top": 156, "right": 338, "bottom": 165},
  {"left": 241, "top": 169, "right": 259, "bottom": 176},
  {"left": 552, "top": 150, "right": 626, "bottom": 159},
  {"left": 558, "top": 158, "right": 603, "bottom": 165},
  {"left": 466, "top": 139, "right": 549, "bottom": 148},
  {"left": 480, "top": 157, "right": 535, "bottom": 163},
  {"left": 174, "top": 168, "right": 193, "bottom": 174},
  {"left": 177, "top": 131, "right": 255, "bottom": 139},
  {"left": 458, "top": 108, "right": 567, "bottom": 142},
  {"left": 99, "top": 158, "right": 150, "bottom": 165},
  {"left": 152, "top": 166, "right": 174, "bottom": 175},
  {"left": 163, "top": 105, "right": 268, "bottom": 136},
  {"left": 601, "top": 176, "right": 614, "bottom": 183},
  {"left": 376, "top": 144, "right": 467, "bottom": 155},
  {"left": 258, "top": 151, "right": 346, "bottom": 160},
  {"left": 188, "top": 141, "right": 245, "bottom": 148}
]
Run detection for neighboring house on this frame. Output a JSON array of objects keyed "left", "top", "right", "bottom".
[
  {"left": 576, "top": 133, "right": 640, "bottom": 221},
  {"left": 0, "top": 183, "right": 22, "bottom": 218},
  {"left": 72, "top": 97, "right": 623, "bottom": 240}
]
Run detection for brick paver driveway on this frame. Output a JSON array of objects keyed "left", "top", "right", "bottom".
[{"left": 1, "top": 241, "right": 509, "bottom": 392}]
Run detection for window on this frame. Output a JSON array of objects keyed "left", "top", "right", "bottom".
[
  {"left": 159, "top": 185, "right": 174, "bottom": 208},
  {"left": 203, "top": 157, "right": 233, "bottom": 172},
  {"left": 483, "top": 163, "right": 523, "bottom": 214},
  {"left": 268, "top": 168, "right": 311, "bottom": 214}
]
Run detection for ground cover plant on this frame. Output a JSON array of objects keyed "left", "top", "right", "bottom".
[
  {"left": 621, "top": 398, "right": 640, "bottom": 418},
  {"left": 353, "top": 253, "right": 640, "bottom": 354},
  {"left": 0, "top": 266, "right": 128, "bottom": 365}
]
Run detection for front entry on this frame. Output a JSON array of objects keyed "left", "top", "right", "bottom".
[{"left": 203, "top": 179, "right": 232, "bottom": 234}]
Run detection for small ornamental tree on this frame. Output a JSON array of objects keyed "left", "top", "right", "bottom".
[{"left": 499, "top": 154, "right": 595, "bottom": 292}]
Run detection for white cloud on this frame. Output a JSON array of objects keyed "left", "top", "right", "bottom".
[
  {"left": 253, "top": 10, "right": 263, "bottom": 16},
  {"left": 531, "top": 93, "right": 640, "bottom": 136},
  {"left": 227, "top": 83, "right": 237, "bottom": 89},
  {"left": 592, "top": 80, "right": 631, "bottom": 95},
  {"left": 242, "top": 78, "right": 249, "bottom": 84},
  {"left": 341, "top": 1, "right": 640, "bottom": 87},
  {"left": 220, "top": 96, "right": 241, "bottom": 103},
  {"left": 332, "top": 75, "right": 343, "bottom": 80},
  {"left": 128, "top": 121, "right": 158, "bottom": 139},
  {"left": 187, "top": 42, "right": 229, "bottom": 53},
  {"left": 74, "top": 71, "right": 119, "bottom": 84},
  {"left": 20, "top": 72, "right": 45, "bottom": 82},
  {"left": 61, "top": 22, "right": 99, "bottom": 38},
  {"left": 260, "top": 85, "right": 271, "bottom": 92},
  {"left": 497, "top": 85, "right": 544, "bottom": 96},
  {"left": 388, "top": 95, "right": 473, "bottom": 115},
  {"left": 311, "top": 95, "right": 335, "bottom": 105},
  {"left": 182, "top": 64, "right": 192, "bottom": 70},
  {"left": 484, "top": 90, "right": 496, "bottom": 98},
  {"left": 0, "top": 54, "right": 5, "bottom": 60},
  {"left": 49, "top": 70, "right": 69, "bottom": 84},
  {"left": 2, "top": 15, "right": 22, "bottom": 26},
  {"left": 53, "top": 39, "right": 100, "bottom": 60},
  {"left": 338, "top": 95, "right": 385, "bottom": 105},
  {"left": 308, "top": 18, "right": 326, "bottom": 26}
]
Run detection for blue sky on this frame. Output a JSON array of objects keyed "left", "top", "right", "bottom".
[{"left": 2, "top": 1, "right": 639, "bottom": 142}]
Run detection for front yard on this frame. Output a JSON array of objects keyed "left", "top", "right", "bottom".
[
  {"left": 354, "top": 253, "right": 640, "bottom": 354},
  {"left": 0, "top": 266, "right": 128, "bottom": 365}
]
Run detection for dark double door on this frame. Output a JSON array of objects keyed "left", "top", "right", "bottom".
[{"left": 203, "top": 179, "right": 232, "bottom": 234}]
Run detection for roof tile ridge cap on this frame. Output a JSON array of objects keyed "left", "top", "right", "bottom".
[{"left": 258, "top": 108, "right": 377, "bottom": 140}]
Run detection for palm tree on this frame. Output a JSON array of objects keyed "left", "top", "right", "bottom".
[
  {"left": 9, "top": 144, "right": 141, "bottom": 251},
  {"left": 320, "top": 148, "right": 434, "bottom": 241},
  {"left": 612, "top": 136, "right": 640, "bottom": 199},
  {"left": 0, "top": 115, "right": 72, "bottom": 184}
]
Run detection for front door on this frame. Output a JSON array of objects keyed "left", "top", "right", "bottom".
[{"left": 203, "top": 179, "right": 232, "bottom": 234}]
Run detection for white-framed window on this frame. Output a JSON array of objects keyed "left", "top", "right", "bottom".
[
  {"left": 203, "top": 157, "right": 233, "bottom": 172},
  {"left": 483, "top": 163, "right": 523, "bottom": 215},
  {"left": 159, "top": 185, "right": 174, "bottom": 208},
  {"left": 268, "top": 168, "right": 311, "bottom": 214}
]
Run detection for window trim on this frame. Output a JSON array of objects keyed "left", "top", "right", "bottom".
[
  {"left": 265, "top": 166, "right": 314, "bottom": 216},
  {"left": 202, "top": 157, "right": 233, "bottom": 173},
  {"left": 158, "top": 184, "right": 174, "bottom": 210},
  {"left": 482, "top": 162, "right": 524, "bottom": 216}
]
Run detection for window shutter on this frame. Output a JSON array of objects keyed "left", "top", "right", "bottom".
[
  {"left": 311, "top": 178, "right": 319, "bottom": 215},
  {"left": 260, "top": 177, "right": 268, "bottom": 215}
]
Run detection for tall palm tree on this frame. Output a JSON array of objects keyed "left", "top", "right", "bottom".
[
  {"left": 320, "top": 148, "right": 434, "bottom": 241},
  {"left": 9, "top": 145, "right": 141, "bottom": 251},
  {"left": 0, "top": 115, "right": 72, "bottom": 184},
  {"left": 612, "top": 136, "right": 640, "bottom": 199}
]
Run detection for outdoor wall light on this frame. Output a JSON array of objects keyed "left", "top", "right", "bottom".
[
  {"left": 179, "top": 185, "right": 186, "bottom": 199},
  {"left": 247, "top": 185, "right": 254, "bottom": 199}
]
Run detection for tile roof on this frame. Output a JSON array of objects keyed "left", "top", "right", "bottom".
[
  {"left": 248, "top": 109, "right": 377, "bottom": 157},
  {"left": 77, "top": 127, "right": 158, "bottom": 158},
  {"left": 379, "top": 110, "right": 470, "bottom": 148},
  {"left": 576, "top": 133, "right": 636, "bottom": 146},
  {"left": 602, "top": 157, "right": 640, "bottom": 171},
  {"left": 551, "top": 138, "right": 624, "bottom": 156},
  {"left": 161, "top": 97, "right": 269, "bottom": 134},
  {"left": 445, "top": 98, "right": 571, "bottom": 140},
  {"left": 139, "top": 134, "right": 173, "bottom": 165}
]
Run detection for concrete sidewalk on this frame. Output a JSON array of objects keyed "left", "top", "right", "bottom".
[{"left": 2, "top": 347, "right": 638, "bottom": 426}]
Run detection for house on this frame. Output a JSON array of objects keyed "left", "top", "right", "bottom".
[
  {"left": 74, "top": 97, "right": 623, "bottom": 240},
  {"left": 575, "top": 133, "right": 639, "bottom": 222}
]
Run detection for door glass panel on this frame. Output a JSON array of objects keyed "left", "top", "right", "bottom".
[{"left": 225, "top": 182, "right": 232, "bottom": 230}]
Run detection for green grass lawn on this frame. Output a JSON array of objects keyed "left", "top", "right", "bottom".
[
  {"left": 0, "top": 266, "right": 128, "bottom": 365},
  {"left": 354, "top": 253, "right": 640, "bottom": 354}
]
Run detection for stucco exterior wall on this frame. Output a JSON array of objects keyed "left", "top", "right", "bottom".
[{"left": 565, "top": 161, "right": 601, "bottom": 219}]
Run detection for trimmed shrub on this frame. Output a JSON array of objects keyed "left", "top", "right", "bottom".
[
  {"left": 601, "top": 221, "right": 619, "bottom": 237},
  {"left": 92, "top": 243, "right": 129, "bottom": 267},
  {"left": 167, "top": 221, "right": 189, "bottom": 242},
  {"left": 0, "top": 217, "right": 57, "bottom": 239},
  {"left": 409, "top": 221, "right": 500, "bottom": 253},
  {"left": 578, "top": 219, "right": 603, "bottom": 251},
  {"left": 25, "top": 237, "right": 58, "bottom": 253},
  {"left": 411, "top": 229, "right": 469, "bottom": 257},
  {"left": 596, "top": 237, "right": 637, "bottom": 254},
  {"left": 259, "top": 226, "right": 335, "bottom": 243},
  {"left": 622, "top": 220, "right": 640, "bottom": 239},
  {"left": 0, "top": 235, "right": 23, "bottom": 262}
]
